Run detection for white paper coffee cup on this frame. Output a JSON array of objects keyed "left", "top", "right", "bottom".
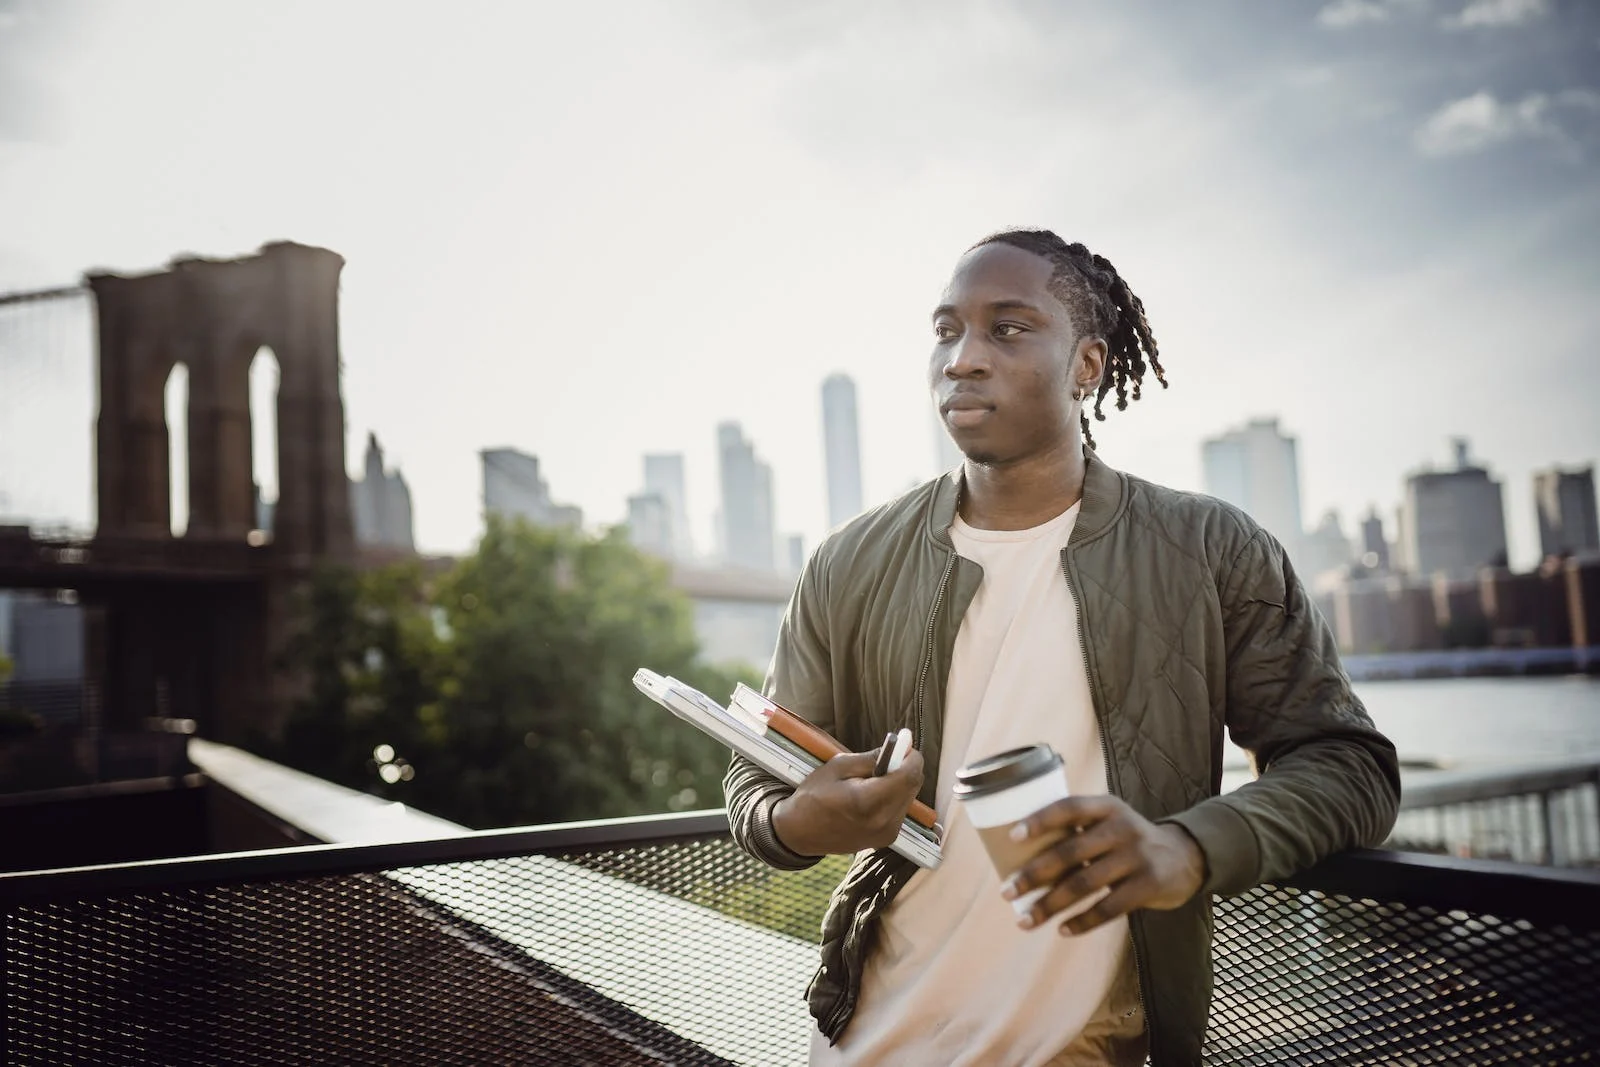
[{"left": 954, "top": 744, "right": 1108, "bottom": 923}]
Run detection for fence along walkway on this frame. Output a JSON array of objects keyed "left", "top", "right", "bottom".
[
  {"left": 1391, "top": 757, "right": 1600, "bottom": 867},
  {"left": 3, "top": 811, "right": 1598, "bottom": 1065}
]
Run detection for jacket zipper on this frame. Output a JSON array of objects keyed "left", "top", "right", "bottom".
[
  {"left": 913, "top": 551, "right": 958, "bottom": 751},
  {"left": 1059, "top": 547, "right": 1154, "bottom": 1047},
  {"left": 825, "top": 553, "right": 956, "bottom": 1041}
]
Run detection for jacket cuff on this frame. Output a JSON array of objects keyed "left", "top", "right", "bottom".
[
  {"left": 748, "top": 787, "right": 824, "bottom": 872},
  {"left": 1162, "top": 798, "right": 1261, "bottom": 897}
]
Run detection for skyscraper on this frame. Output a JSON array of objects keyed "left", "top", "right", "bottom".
[
  {"left": 349, "top": 432, "right": 415, "bottom": 550},
  {"left": 1534, "top": 465, "right": 1599, "bottom": 559},
  {"left": 1397, "top": 438, "right": 1507, "bottom": 578},
  {"left": 1360, "top": 508, "right": 1390, "bottom": 571},
  {"left": 1201, "top": 418, "right": 1305, "bottom": 562},
  {"left": 821, "top": 374, "right": 865, "bottom": 529},
  {"left": 643, "top": 453, "right": 694, "bottom": 559},
  {"left": 717, "top": 422, "right": 776, "bottom": 571},
  {"left": 1299, "top": 510, "right": 1355, "bottom": 581},
  {"left": 626, "top": 492, "right": 673, "bottom": 558},
  {"left": 481, "top": 448, "right": 583, "bottom": 530}
]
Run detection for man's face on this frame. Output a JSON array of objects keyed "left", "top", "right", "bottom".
[{"left": 929, "top": 243, "right": 1094, "bottom": 466}]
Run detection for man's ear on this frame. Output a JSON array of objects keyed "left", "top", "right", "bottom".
[{"left": 1073, "top": 337, "right": 1108, "bottom": 394}]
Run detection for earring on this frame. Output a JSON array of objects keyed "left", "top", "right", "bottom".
[{"left": 1074, "top": 385, "right": 1094, "bottom": 402}]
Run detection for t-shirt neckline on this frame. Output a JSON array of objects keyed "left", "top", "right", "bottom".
[{"left": 950, "top": 500, "right": 1081, "bottom": 544}]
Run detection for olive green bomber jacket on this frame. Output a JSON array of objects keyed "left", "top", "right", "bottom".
[{"left": 722, "top": 451, "right": 1401, "bottom": 1066}]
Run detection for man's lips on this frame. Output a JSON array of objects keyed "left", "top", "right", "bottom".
[
  {"left": 939, "top": 395, "right": 993, "bottom": 415},
  {"left": 941, "top": 397, "right": 994, "bottom": 429}
]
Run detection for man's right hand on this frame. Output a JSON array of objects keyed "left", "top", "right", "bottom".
[{"left": 771, "top": 748, "right": 926, "bottom": 857}]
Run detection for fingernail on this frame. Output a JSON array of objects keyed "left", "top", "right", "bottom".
[
  {"left": 1059, "top": 923, "right": 1078, "bottom": 937},
  {"left": 1009, "top": 823, "right": 1029, "bottom": 842},
  {"left": 999, "top": 880, "right": 1017, "bottom": 901},
  {"left": 1017, "top": 913, "right": 1034, "bottom": 930}
]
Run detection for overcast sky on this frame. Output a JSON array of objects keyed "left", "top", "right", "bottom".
[{"left": 1, "top": 0, "right": 1596, "bottom": 569}]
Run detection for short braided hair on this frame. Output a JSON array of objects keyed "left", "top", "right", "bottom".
[{"left": 971, "top": 229, "right": 1167, "bottom": 449}]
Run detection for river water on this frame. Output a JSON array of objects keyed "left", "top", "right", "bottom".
[{"left": 1221, "top": 674, "right": 1600, "bottom": 788}]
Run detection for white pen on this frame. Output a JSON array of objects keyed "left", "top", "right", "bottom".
[{"left": 885, "top": 727, "right": 914, "bottom": 774}]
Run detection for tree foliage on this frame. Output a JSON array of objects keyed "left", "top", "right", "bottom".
[
  {"left": 259, "top": 516, "right": 761, "bottom": 829},
  {"left": 697, "top": 854, "right": 851, "bottom": 941}
]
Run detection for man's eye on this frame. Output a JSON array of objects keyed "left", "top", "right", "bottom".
[
  {"left": 995, "top": 322, "right": 1027, "bottom": 337},
  {"left": 934, "top": 323, "right": 958, "bottom": 340}
]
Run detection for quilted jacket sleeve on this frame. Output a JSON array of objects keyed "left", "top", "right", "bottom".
[
  {"left": 1166, "top": 529, "right": 1401, "bottom": 896},
  {"left": 723, "top": 548, "right": 835, "bottom": 872}
]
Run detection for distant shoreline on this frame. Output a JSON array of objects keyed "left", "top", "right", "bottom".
[{"left": 1343, "top": 646, "right": 1600, "bottom": 682}]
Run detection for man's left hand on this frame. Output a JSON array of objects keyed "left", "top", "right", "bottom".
[{"left": 1000, "top": 795, "right": 1207, "bottom": 936}]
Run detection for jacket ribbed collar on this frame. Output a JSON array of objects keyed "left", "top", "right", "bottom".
[{"left": 924, "top": 447, "right": 1126, "bottom": 550}]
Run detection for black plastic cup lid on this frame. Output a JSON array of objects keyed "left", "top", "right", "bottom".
[{"left": 952, "top": 743, "right": 1062, "bottom": 799}]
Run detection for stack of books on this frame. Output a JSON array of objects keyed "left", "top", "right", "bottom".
[{"left": 632, "top": 669, "right": 942, "bottom": 869}]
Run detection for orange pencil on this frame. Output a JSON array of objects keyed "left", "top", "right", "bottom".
[{"left": 732, "top": 684, "right": 938, "bottom": 831}]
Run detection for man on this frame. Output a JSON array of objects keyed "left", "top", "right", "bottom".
[{"left": 724, "top": 229, "right": 1400, "bottom": 1066}]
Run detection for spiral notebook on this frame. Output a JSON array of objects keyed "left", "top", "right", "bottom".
[{"left": 632, "top": 667, "right": 941, "bottom": 869}]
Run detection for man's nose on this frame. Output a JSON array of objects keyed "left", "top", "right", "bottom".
[{"left": 943, "top": 334, "right": 991, "bottom": 378}]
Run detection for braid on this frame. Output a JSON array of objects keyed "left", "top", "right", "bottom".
[{"left": 971, "top": 230, "right": 1167, "bottom": 450}]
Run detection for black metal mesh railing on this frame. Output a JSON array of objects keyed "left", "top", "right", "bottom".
[
  {"left": 0, "top": 679, "right": 87, "bottom": 730},
  {"left": 1206, "top": 882, "right": 1598, "bottom": 1063},
  {"left": 4, "top": 815, "right": 1599, "bottom": 1065},
  {"left": 1388, "top": 760, "right": 1600, "bottom": 868}
]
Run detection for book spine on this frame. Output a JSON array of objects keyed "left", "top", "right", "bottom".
[
  {"left": 764, "top": 729, "right": 821, "bottom": 770},
  {"left": 766, "top": 708, "right": 847, "bottom": 764},
  {"left": 767, "top": 713, "right": 941, "bottom": 831},
  {"left": 748, "top": 699, "right": 940, "bottom": 832}
]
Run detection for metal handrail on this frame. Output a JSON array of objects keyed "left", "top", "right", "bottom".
[
  {"left": 5, "top": 809, "right": 1599, "bottom": 931},
  {"left": 0, "top": 810, "right": 730, "bottom": 903},
  {"left": 1398, "top": 757, "right": 1600, "bottom": 809},
  {"left": 0, "top": 284, "right": 88, "bottom": 307}
]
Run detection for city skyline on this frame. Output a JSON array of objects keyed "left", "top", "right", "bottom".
[
  {"left": 492, "top": 385, "right": 1593, "bottom": 581},
  {"left": 1, "top": 2, "right": 1596, "bottom": 571},
  {"left": 3, "top": 299, "right": 1590, "bottom": 578}
]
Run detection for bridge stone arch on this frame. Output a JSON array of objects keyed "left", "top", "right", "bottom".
[{"left": 88, "top": 242, "right": 353, "bottom": 563}]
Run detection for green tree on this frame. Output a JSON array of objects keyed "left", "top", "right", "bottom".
[
  {"left": 264, "top": 516, "right": 762, "bottom": 829},
  {"left": 269, "top": 561, "right": 448, "bottom": 799},
  {"left": 702, "top": 854, "right": 851, "bottom": 941},
  {"left": 429, "top": 517, "right": 754, "bottom": 826}
]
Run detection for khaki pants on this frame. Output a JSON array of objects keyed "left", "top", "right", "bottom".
[{"left": 1045, "top": 946, "right": 1149, "bottom": 1067}]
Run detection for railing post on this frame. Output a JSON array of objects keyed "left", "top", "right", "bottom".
[
  {"left": 85, "top": 677, "right": 101, "bottom": 784},
  {"left": 1540, "top": 790, "right": 1559, "bottom": 867}
]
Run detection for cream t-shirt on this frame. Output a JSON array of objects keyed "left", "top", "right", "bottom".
[{"left": 810, "top": 502, "right": 1146, "bottom": 1067}]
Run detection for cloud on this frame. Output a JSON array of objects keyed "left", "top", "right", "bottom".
[
  {"left": 1558, "top": 88, "right": 1600, "bottom": 112},
  {"left": 1415, "top": 88, "right": 1600, "bottom": 157},
  {"left": 0, "top": 0, "right": 80, "bottom": 143},
  {"left": 1415, "top": 91, "right": 1549, "bottom": 155},
  {"left": 1316, "top": 0, "right": 1430, "bottom": 28},
  {"left": 1317, "top": 0, "right": 1395, "bottom": 27},
  {"left": 1445, "top": 0, "right": 1549, "bottom": 29}
]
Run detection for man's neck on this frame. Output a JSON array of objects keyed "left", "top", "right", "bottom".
[{"left": 958, "top": 438, "right": 1087, "bottom": 531}]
